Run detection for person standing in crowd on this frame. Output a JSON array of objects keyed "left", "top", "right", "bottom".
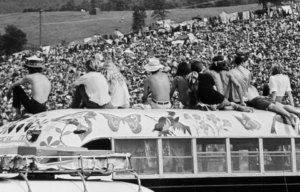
[
  {"left": 6, "top": 57, "right": 51, "bottom": 120},
  {"left": 70, "top": 59, "right": 111, "bottom": 109},
  {"left": 230, "top": 51, "right": 251, "bottom": 104},
  {"left": 269, "top": 64, "right": 295, "bottom": 106},
  {"left": 101, "top": 60, "right": 130, "bottom": 108},
  {"left": 142, "top": 58, "right": 171, "bottom": 109},
  {"left": 170, "top": 62, "right": 191, "bottom": 108}
]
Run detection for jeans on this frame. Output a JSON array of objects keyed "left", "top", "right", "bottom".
[{"left": 13, "top": 86, "right": 47, "bottom": 114}]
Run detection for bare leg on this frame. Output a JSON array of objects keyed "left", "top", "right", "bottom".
[
  {"left": 219, "top": 99, "right": 253, "bottom": 112},
  {"left": 268, "top": 104, "right": 296, "bottom": 127},
  {"left": 277, "top": 103, "right": 300, "bottom": 117}
]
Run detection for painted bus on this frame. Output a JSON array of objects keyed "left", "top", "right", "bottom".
[{"left": 1, "top": 109, "right": 300, "bottom": 192}]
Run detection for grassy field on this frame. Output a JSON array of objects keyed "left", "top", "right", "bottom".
[{"left": 0, "top": 4, "right": 261, "bottom": 47}]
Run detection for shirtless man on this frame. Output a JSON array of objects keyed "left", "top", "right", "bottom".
[
  {"left": 6, "top": 57, "right": 51, "bottom": 120},
  {"left": 142, "top": 58, "right": 171, "bottom": 109}
]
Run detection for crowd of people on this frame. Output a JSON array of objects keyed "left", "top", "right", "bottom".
[{"left": 1, "top": 11, "right": 300, "bottom": 125}]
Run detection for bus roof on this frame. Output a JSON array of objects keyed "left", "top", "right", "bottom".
[{"left": 0, "top": 109, "right": 299, "bottom": 147}]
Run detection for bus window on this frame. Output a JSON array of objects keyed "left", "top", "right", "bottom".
[
  {"left": 162, "top": 139, "right": 192, "bottom": 174},
  {"left": 230, "top": 138, "right": 259, "bottom": 172},
  {"left": 263, "top": 138, "right": 291, "bottom": 172},
  {"left": 295, "top": 139, "right": 300, "bottom": 171},
  {"left": 115, "top": 139, "right": 158, "bottom": 175},
  {"left": 82, "top": 138, "right": 111, "bottom": 150},
  {"left": 197, "top": 139, "right": 226, "bottom": 173}
]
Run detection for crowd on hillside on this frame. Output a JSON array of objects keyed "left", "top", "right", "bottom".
[{"left": 1, "top": 12, "right": 300, "bottom": 124}]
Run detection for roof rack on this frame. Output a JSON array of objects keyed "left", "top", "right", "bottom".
[{"left": 0, "top": 153, "right": 142, "bottom": 192}]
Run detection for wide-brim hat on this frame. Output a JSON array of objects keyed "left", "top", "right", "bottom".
[{"left": 144, "top": 58, "right": 164, "bottom": 72}]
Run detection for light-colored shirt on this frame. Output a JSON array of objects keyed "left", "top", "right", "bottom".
[
  {"left": 109, "top": 79, "right": 130, "bottom": 107},
  {"left": 269, "top": 74, "right": 292, "bottom": 96},
  {"left": 73, "top": 72, "right": 110, "bottom": 106}
]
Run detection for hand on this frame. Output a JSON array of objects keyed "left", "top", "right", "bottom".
[{"left": 240, "top": 102, "right": 247, "bottom": 106}]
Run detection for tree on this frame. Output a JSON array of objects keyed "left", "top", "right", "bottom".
[
  {"left": 151, "top": 0, "right": 169, "bottom": 21},
  {"left": 257, "top": 0, "right": 268, "bottom": 10},
  {"left": 132, "top": 5, "right": 147, "bottom": 33},
  {"left": 0, "top": 25, "right": 27, "bottom": 56},
  {"left": 258, "top": 0, "right": 287, "bottom": 10},
  {"left": 91, "top": 0, "right": 97, "bottom": 10}
]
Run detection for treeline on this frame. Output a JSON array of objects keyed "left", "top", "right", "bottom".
[
  {"left": 4, "top": 0, "right": 291, "bottom": 13},
  {"left": 23, "top": 0, "right": 96, "bottom": 12},
  {"left": 22, "top": 0, "right": 262, "bottom": 13}
]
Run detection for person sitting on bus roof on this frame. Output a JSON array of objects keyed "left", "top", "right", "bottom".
[
  {"left": 269, "top": 63, "right": 294, "bottom": 106},
  {"left": 196, "top": 55, "right": 252, "bottom": 112},
  {"left": 100, "top": 60, "right": 130, "bottom": 109},
  {"left": 6, "top": 57, "right": 51, "bottom": 120},
  {"left": 247, "top": 85, "right": 299, "bottom": 127},
  {"left": 142, "top": 58, "right": 171, "bottom": 109},
  {"left": 169, "top": 62, "right": 191, "bottom": 109},
  {"left": 70, "top": 59, "right": 111, "bottom": 109},
  {"left": 230, "top": 51, "right": 252, "bottom": 105}
]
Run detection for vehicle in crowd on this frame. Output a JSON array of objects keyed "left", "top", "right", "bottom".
[{"left": 1, "top": 109, "right": 300, "bottom": 192}]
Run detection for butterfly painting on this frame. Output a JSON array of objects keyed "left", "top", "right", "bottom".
[
  {"left": 234, "top": 114, "right": 261, "bottom": 131},
  {"left": 100, "top": 113, "right": 142, "bottom": 134}
]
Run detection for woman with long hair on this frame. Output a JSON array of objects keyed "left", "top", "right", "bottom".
[
  {"left": 169, "top": 62, "right": 191, "bottom": 108},
  {"left": 101, "top": 60, "right": 130, "bottom": 108}
]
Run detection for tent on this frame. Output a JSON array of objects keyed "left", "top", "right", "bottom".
[
  {"left": 187, "top": 33, "right": 197, "bottom": 43},
  {"left": 282, "top": 5, "right": 292, "bottom": 15},
  {"left": 227, "top": 12, "right": 238, "bottom": 22},
  {"left": 219, "top": 11, "right": 229, "bottom": 23},
  {"left": 114, "top": 30, "right": 124, "bottom": 38}
]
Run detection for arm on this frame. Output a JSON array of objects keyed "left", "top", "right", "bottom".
[
  {"left": 169, "top": 77, "right": 177, "bottom": 100},
  {"left": 228, "top": 74, "right": 245, "bottom": 106},
  {"left": 286, "top": 77, "right": 294, "bottom": 106},
  {"left": 287, "top": 91, "right": 295, "bottom": 107},
  {"left": 142, "top": 79, "right": 150, "bottom": 103},
  {"left": 7, "top": 76, "right": 30, "bottom": 99},
  {"left": 269, "top": 76, "right": 277, "bottom": 101},
  {"left": 271, "top": 91, "right": 277, "bottom": 102},
  {"left": 70, "top": 75, "right": 87, "bottom": 89}
]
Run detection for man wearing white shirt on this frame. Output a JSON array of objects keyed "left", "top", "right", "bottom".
[
  {"left": 70, "top": 59, "right": 111, "bottom": 109},
  {"left": 269, "top": 64, "right": 294, "bottom": 106}
]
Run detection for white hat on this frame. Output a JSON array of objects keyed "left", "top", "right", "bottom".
[{"left": 144, "top": 58, "right": 164, "bottom": 72}]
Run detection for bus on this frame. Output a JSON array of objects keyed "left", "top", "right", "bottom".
[{"left": 1, "top": 109, "right": 300, "bottom": 192}]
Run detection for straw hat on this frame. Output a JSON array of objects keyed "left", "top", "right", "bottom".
[
  {"left": 24, "top": 55, "right": 44, "bottom": 68},
  {"left": 144, "top": 58, "right": 164, "bottom": 72}
]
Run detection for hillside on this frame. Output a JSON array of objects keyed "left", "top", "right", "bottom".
[{"left": 0, "top": 4, "right": 260, "bottom": 47}]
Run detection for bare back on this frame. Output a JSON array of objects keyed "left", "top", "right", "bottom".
[
  {"left": 26, "top": 73, "right": 51, "bottom": 103},
  {"left": 145, "top": 72, "right": 170, "bottom": 102}
]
